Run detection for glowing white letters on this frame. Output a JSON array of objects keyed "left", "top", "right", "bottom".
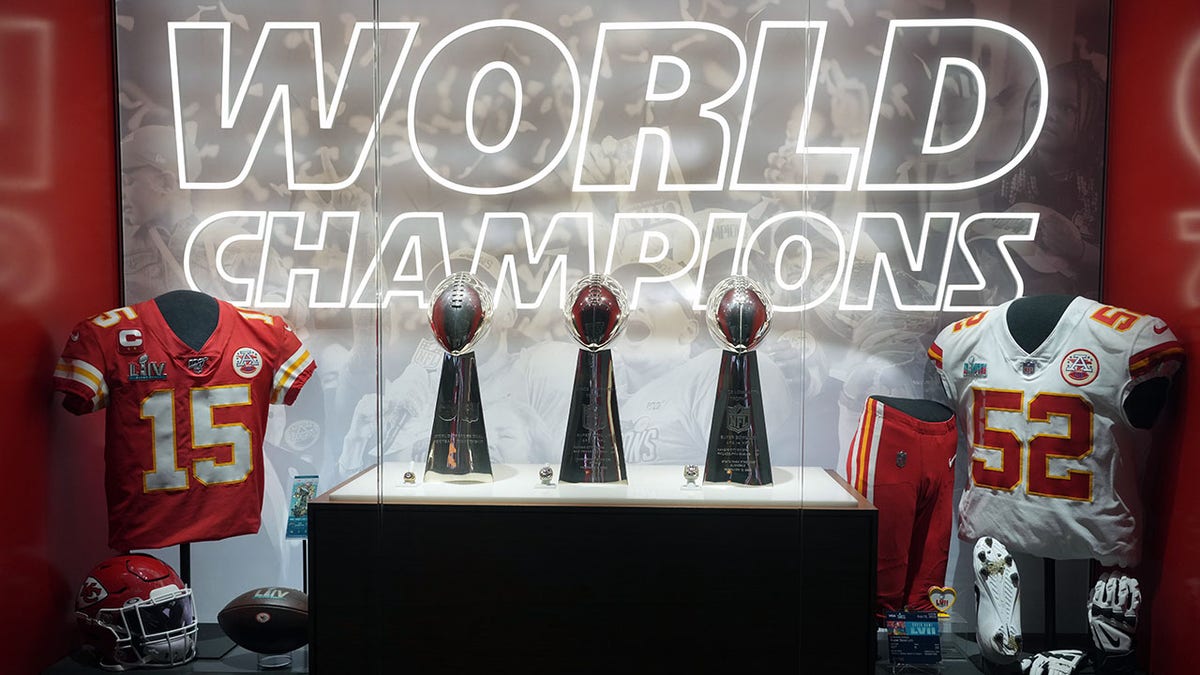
[{"left": 168, "top": 18, "right": 1046, "bottom": 193}]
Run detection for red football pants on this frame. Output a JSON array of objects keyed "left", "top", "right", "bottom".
[{"left": 843, "top": 396, "right": 957, "bottom": 619}]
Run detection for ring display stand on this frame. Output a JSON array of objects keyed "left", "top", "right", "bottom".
[{"left": 257, "top": 653, "right": 292, "bottom": 670}]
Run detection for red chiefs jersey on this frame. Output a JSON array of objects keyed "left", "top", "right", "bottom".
[
  {"left": 929, "top": 297, "right": 1183, "bottom": 567},
  {"left": 53, "top": 299, "right": 315, "bottom": 550}
]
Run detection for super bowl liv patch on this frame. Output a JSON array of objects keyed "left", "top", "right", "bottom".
[{"left": 962, "top": 357, "right": 988, "bottom": 379}]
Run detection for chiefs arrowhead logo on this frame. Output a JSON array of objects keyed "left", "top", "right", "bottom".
[{"left": 77, "top": 576, "right": 108, "bottom": 609}]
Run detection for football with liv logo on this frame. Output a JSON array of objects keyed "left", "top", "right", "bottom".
[{"left": 217, "top": 587, "right": 309, "bottom": 655}]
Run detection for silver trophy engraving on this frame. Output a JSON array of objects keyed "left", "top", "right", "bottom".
[
  {"left": 425, "top": 273, "right": 494, "bottom": 483},
  {"left": 559, "top": 274, "right": 629, "bottom": 483},
  {"left": 704, "top": 276, "right": 773, "bottom": 486}
]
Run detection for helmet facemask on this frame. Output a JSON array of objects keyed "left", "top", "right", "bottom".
[{"left": 83, "top": 584, "right": 197, "bottom": 671}]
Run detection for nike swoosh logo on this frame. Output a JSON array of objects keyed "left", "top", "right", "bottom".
[
  {"left": 1095, "top": 624, "right": 1125, "bottom": 650},
  {"left": 1102, "top": 629, "right": 1121, "bottom": 648},
  {"left": 1154, "top": 324, "right": 1169, "bottom": 334}
]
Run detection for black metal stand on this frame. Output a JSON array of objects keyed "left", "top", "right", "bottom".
[
  {"left": 179, "top": 542, "right": 237, "bottom": 660},
  {"left": 1044, "top": 558, "right": 1056, "bottom": 647},
  {"left": 179, "top": 542, "right": 190, "bottom": 585}
]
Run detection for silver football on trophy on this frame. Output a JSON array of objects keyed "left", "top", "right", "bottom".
[
  {"left": 428, "top": 273, "right": 493, "bottom": 355},
  {"left": 563, "top": 274, "right": 629, "bottom": 351},
  {"left": 705, "top": 275, "right": 772, "bottom": 353}
]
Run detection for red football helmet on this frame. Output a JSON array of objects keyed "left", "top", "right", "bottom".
[{"left": 75, "top": 554, "right": 198, "bottom": 670}]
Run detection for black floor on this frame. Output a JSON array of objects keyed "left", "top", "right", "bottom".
[
  {"left": 875, "top": 632, "right": 1145, "bottom": 675},
  {"left": 46, "top": 627, "right": 1144, "bottom": 674},
  {"left": 46, "top": 624, "right": 307, "bottom": 674}
]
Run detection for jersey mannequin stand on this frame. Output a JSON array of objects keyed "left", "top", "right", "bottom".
[
  {"left": 154, "top": 288, "right": 219, "bottom": 351},
  {"left": 1004, "top": 295, "right": 1169, "bottom": 657},
  {"left": 141, "top": 292, "right": 220, "bottom": 589},
  {"left": 871, "top": 395, "right": 955, "bottom": 423},
  {"left": 153, "top": 291, "right": 238, "bottom": 660}
]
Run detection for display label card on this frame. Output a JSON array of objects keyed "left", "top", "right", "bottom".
[
  {"left": 285, "top": 475, "right": 319, "bottom": 539},
  {"left": 886, "top": 611, "right": 941, "bottom": 665}
]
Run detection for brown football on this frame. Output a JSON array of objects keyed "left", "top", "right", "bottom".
[{"left": 217, "top": 587, "right": 309, "bottom": 655}]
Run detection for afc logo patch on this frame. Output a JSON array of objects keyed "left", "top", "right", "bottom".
[
  {"left": 232, "top": 347, "right": 263, "bottom": 378},
  {"left": 1060, "top": 349, "right": 1099, "bottom": 386}
]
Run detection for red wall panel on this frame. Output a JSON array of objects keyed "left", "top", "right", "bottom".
[
  {"left": 1105, "top": 0, "right": 1200, "bottom": 671},
  {"left": 0, "top": 1, "right": 119, "bottom": 671}
]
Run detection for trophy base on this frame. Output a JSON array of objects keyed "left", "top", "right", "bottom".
[
  {"left": 703, "top": 478, "right": 774, "bottom": 487},
  {"left": 704, "top": 350, "right": 773, "bottom": 487},
  {"left": 559, "top": 349, "right": 629, "bottom": 484},
  {"left": 425, "top": 352, "right": 494, "bottom": 483},
  {"left": 423, "top": 471, "right": 494, "bottom": 484}
]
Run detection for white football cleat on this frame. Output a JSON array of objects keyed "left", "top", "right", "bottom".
[
  {"left": 1021, "top": 649, "right": 1087, "bottom": 675},
  {"left": 1088, "top": 572, "right": 1140, "bottom": 655},
  {"left": 974, "top": 536, "right": 1022, "bottom": 663}
]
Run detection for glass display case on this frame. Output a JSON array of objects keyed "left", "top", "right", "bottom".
[{"left": 59, "top": 0, "right": 1154, "bottom": 673}]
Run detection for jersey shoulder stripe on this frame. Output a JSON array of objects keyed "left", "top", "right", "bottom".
[
  {"left": 927, "top": 343, "right": 944, "bottom": 369},
  {"left": 271, "top": 348, "right": 316, "bottom": 404},
  {"left": 54, "top": 357, "right": 108, "bottom": 410},
  {"left": 1129, "top": 341, "right": 1185, "bottom": 378}
]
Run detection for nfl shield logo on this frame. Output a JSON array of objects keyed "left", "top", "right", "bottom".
[
  {"left": 896, "top": 450, "right": 907, "bottom": 468},
  {"left": 582, "top": 411, "right": 603, "bottom": 433},
  {"left": 1021, "top": 360, "right": 1036, "bottom": 376},
  {"left": 726, "top": 405, "right": 751, "bottom": 433}
]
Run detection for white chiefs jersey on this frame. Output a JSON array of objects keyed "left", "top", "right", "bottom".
[{"left": 929, "top": 297, "right": 1183, "bottom": 567}]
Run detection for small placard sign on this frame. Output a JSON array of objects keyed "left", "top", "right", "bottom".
[
  {"left": 285, "top": 475, "right": 319, "bottom": 539},
  {"left": 886, "top": 610, "right": 941, "bottom": 665}
]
